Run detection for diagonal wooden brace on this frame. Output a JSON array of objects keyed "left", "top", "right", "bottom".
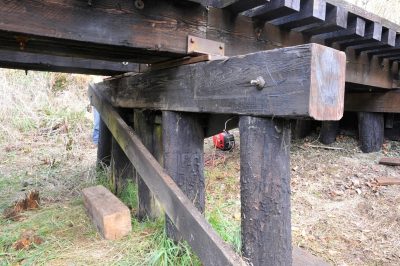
[{"left": 88, "top": 84, "right": 246, "bottom": 266}]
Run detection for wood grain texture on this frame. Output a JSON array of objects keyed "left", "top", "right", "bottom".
[
  {"left": 240, "top": 116, "right": 292, "bottom": 266},
  {"left": 379, "top": 158, "right": 400, "bottom": 167},
  {"left": 243, "top": 0, "right": 301, "bottom": 22},
  {"left": 270, "top": 0, "right": 327, "bottom": 30},
  {"left": 89, "top": 84, "right": 246, "bottom": 266},
  {"left": 358, "top": 112, "right": 384, "bottom": 153},
  {"left": 82, "top": 185, "right": 131, "bottom": 240},
  {"left": 299, "top": 3, "right": 348, "bottom": 35},
  {"left": 163, "top": 111, "right": 205, "bottom": 242},
  {"left": 337, "top": 21, "right": 382, "bottom": 50},
  {"left": 375, "top": 177, "right": 400, "bottom": 186},
  {"left": 223, "top": 0, "right": 268, "bottom": 14},
  {"left": 134, "top": 110, "right": 163, "bottom": 220},
  {"left": 315, "top": 15, "right": 366, "bottom": 45},
  {"left": 345, "top": 91, "right": 400, "bottom": 113},
  {"left": 97, "top": 44, "right": 345, "bottom": 120},
  {"left": 0, "top": 0, "right": 207, "bottom": 62},
  {"left": 0, "top": 50, "right": 139, "bottom": 75}
]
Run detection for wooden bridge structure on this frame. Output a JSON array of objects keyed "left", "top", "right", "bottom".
[{"left": 1, "top": 0, "right": 400, "bottom": 265}]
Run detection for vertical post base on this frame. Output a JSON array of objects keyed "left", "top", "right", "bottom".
[
  {"left": 320, "top": 121, "right": 340, "bottom": 145},
  {"left": 163, "top": 111, "right": 205, "bottom": 242},
  {"left": 239, "top": 116, "right": 292, "bottom": 266},
  {"left": 97, "top": 117, "right": 112, "bottom": 168},
  {"left": 358, "top": 112, "right": 384, "bottom": 153},
  {"left": 134, "top": 110, "right": 163, "bottom": 220}
]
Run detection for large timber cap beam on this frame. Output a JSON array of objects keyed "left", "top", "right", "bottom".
[{"left": 97, "top": 43, "right": 345, "bottom": 121}]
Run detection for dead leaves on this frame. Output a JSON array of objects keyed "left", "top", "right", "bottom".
[
  {"left": 3, "top": 190, "right": 40, "bottom": 221},
  {"left": 12, "top": 230, "right": 44, "bottom": 251}
]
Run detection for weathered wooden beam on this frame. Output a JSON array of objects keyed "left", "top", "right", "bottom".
[
  {"left": 0, "top": 0, "right": 207, "bottom": 62},
  {"left": 97, "top": 44, "right": 346, "bottom": 120},
  {"left": 89, "top": 84, "right": 246, "bottom": 266},
  {"left": 298, "top": 3, "right": 348, "bottom": 35},
  {"left": 353, "top": 28, "right": 396, "bottom": 54},
  {"left": 243, "top": 0, "right": 301, "bottom": 22},
  {"left": 0, "top": 50, "right": 139, "bottom": 75},
  {"left": 345, "top": 91, "right": 400, "bottom": 113},
  {"left": 206, "top": 8, "right": 398, "bottom": 89},
  {"left": 337, "top": 21, "right": 382, "bottom": 50},
  {"left": 358, "top": 112, "right": 384, "bottom": 153},
  {"left": 270, "top": 0, "right": 327, "bottom": 30},
  {"left": 240, "top": 116, "right": 292, "bottom": 266},
  {"left": 366, "top": 35, "right": 400, "bottom": 57},
  {"left": 111, "top": 109, "right": 135, "bottom": 194},
  {"left": 163, "top": 111, "right": 205, "bottom": 242},
  {"left": 97, "top": 117, "right": 112, "bottom": 167},
  {"left": 222, "top": 0, "right": 268, "bottom": 15},
  {"left": 315, "top": 15, "right": 366, "bottom": 46},
  {"left": 134, "top": 110, "right": 163, "bottom": 220}
]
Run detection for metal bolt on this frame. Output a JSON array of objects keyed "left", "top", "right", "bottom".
[
  {"left": 190, "top": 38, "right": 195, "bottom": 44},
  {"left": 250, "top": 76, "right": 266, "bottom": 90},
  {"left": 134, "top": 0, "right": 144, "bottom": 10}
]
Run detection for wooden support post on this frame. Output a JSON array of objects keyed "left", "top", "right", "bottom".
[
  {"left": 358, "top": 112, "right": 384, "bottom": 153},
  {"left": 163, "top": 111, "right": 205, "bottom": 242},
  {"left": 97, "top": 117, "right": 112, "bottom": 167},
  {"left": 293, "top": 119, "right": 313, "bottom": 139},
  {"left": 320, "top": 121, "right": 339, "bottom": 144},
  {"left": 111, "top": 109, "right": 134, "bottom": 194},
  {"left": 134, "top": 110, "right": 162, "bottom": 220},
  {"left": 239, "top": 116, "right": 292, "bottom": 266}
]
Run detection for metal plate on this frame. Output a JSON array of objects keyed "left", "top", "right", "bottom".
[{"left": 187, "top": 35, "right": 225, "bottom": 56}]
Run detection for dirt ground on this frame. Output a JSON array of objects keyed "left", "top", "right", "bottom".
[{"left": 1, "top": 70, "right": 399, "bottom": 265}]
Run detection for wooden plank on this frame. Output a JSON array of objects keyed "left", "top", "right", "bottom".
[
  {"left": 88, "top": 84, "right": 246, "bottom": 266},
  {"left": 240, "top": 116, "right": 292, "bottom": 265},
  {"left": 97, "top": 44, "right": 346, "bottom": 121},
  {"left": 206, "top": 8, "right": 398, "bottom": 89},
  {"left": 0, "top": 50, "right": 139, "bottom": 75},
  {"left": 352, "top": 28, "right": 396, "bottom": 54},
  {"left": 345, "top": 91, "right": 400, "bottom": 113},
  {"left": 338, "top": 21, "right": 382, "bottom": 50},
  {"left": 134, "top": 110, "right": 163, "bottom": 220},
  {"left": 315, "top": 15, "right": 366, "bottom": 45},
  {"left": 223, "top": 0, "right": 268, "bottom": 15},
  {"left": 0, "top": 0, "right": 207, "bottom": 62},
  {"left": 379, "top": 157, "right": 400, "bottom": 166},
  {"left": 270, "top": 0, "right": 327, "bottom": 30},
  {"left": 366, "top": 35, "right": 400, "bottom": 56},
  {"left": 376, "top": 177, "right": 400, "bottom": 186},
  {"left": 82, "top": 185, "right": 132, "bottom": 240},
  {"left": 243, "top": 0, "right": 301, "bottom": 22},
  {"left": 111, "top": 109, "right": 135, "bottom": 194},
  {"left": 358, "top": 112, "right": 384, "bottom": 153},
  {"left": 163, "top": 111, "right": 205, "bottom": 242},
  {"left": 298, "top": 3, "right": 348, "bottom": 35}
]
